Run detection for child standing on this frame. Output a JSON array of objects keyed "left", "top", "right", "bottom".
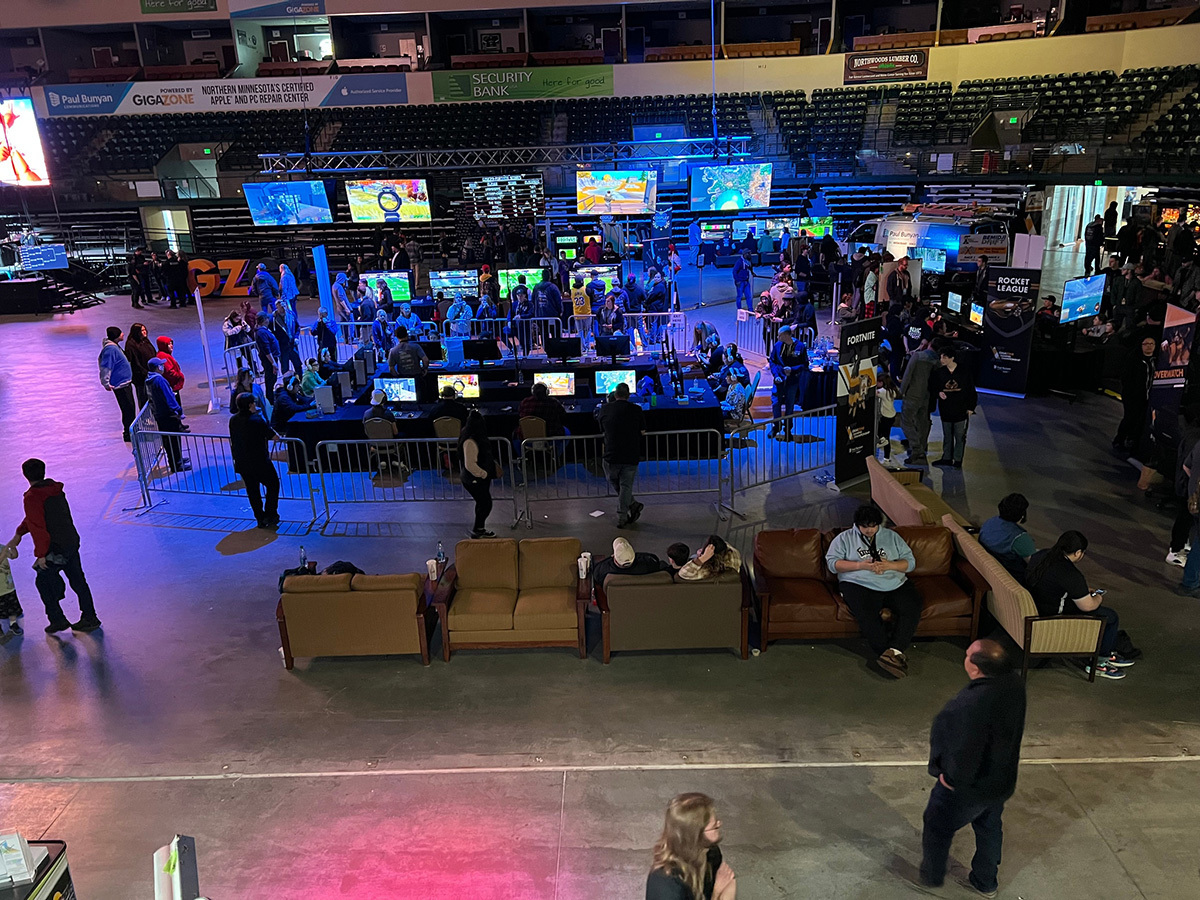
[{"left": 0, "top": 542, "right": 23, "bottom": 636}]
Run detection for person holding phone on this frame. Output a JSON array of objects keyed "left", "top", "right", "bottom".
[{"left": 1025, "top": 531, "right": 1133, "bottom": 680}]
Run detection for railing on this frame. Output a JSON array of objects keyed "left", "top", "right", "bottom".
[
  {"left": 518, "top": 429, "right": 727, "bottom": 525},
  {"left": 220, "top": 326, "right": 364, "bottom": 402},
  {"left": 724, "top": 406, "right": 837, "bottom": 515},
  {"left": 315, "top": 436, "right": 522, "bottom": 527},
  {"left": 567, "top": 312, "right": 689, "bottom": 350},
  {"left": 733, "top": 311, "right": 816, "bottom": 361},
  {"left": 441, "top": 316, "right": 563, "bottom": 346}
]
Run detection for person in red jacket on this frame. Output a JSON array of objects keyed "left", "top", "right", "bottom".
[
  {"left": 8, "top": 458, "right": 101, "bottom": 634},
  {"left": 155, "top": 335, "right": 185, "bottom": 399}
]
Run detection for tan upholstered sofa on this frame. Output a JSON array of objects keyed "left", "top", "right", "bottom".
[
  {"left": 277, "top": 572, "right": 435, "bottom": 668},
  {"left": 432, "top": 537, "right": 588, "bottom": 659},
  {"left": 941, "top": 515, "right": 1105, "bottom": 680},
  {"left": 867, "top": 456, "right": 972, "bottom": 527},
  {"left": 594, "top": 570, "right": 750, "bottom": 663}
]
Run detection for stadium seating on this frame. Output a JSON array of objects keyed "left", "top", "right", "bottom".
[
  {"left": 1085, "top": 8, "right": 1194, "bottom": 33},
  {"left": 892, "top": 82, "right": 953, "bottom": 147}
]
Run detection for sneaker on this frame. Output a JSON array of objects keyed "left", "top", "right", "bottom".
[
  {"left": 44, "top": 621, "right": 72, "bottom": 634},
  {"left": 956, "top": 874, "right": 998, "bottom": 898},
  {"left": 470, "top": 529, "right": 496, "bottom": 539},
  {"left": 1087, "top": 662, "right": 1126, "bottom": 680},
  {"left": 70, "top": 619, "right": 102, "bottom": 633},
  {"left": 1165, "top": 550, "right": 1188, "bottom": 567},
  {"left": 628, "top": 501, "right": 644, "bottom": 523},
  {"left": 876, "top": 649, "right": 908, "bottom": 679},
  {"left": 1106, "top": 652, "right": 1135, "bottom": 668},
  {"left": 1186, "top": 540, "right": 1192, "bottom": 552},
  {"left": 877, "top": 437, "right": 890, "bottom": 448},
  {"left": 9, "top": 621, "right": 21, "bottom": 635}
]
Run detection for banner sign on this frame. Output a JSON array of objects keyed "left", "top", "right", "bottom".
[
  {"left": 844, "top": 50, "right": 928, "bottom": 85},
  {"left": 978, "top": 266, "right": 1041, "bottom": 396},
  {"left": 958, "top": 233, "right": 1011, "bottom": 265},
  {"left": 835, "top": 316, "right": 882, "bottom": 484},
  {"left": 1150, "top": 304, "right": 1194, "bottom": 458},
  {"left": 141, "top": 0, "right": 219, "bottom": 13},
  {"left": 230, "top": 0, "right": 324, "bottom": 16},
  {"left": 36, "top": 73, "right": 406, "bottom": 117},
  {"left": 432, "top": 65, "right": 613, "bottom": 102}
]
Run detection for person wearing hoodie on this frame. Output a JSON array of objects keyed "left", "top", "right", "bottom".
[
  {"left": 9, "top": 458, "right": 101, "bottom": 634},
  {"left": 229, "top": 393, "right": 280, "bottom": 529},
  {"left": 272, "top": 300, "right": 303, "bottom": 377},
  {"left": 222, "top": 310, "right": 255, "bottom": 374},
  {"left": 146, "top": 358, "right": 190, "bottom": 472},
  {"left": 371, "top": 309, "right": 395, "bottom": 362},
  {"left": 254, "top": 314, "right": 281, "bottom": 403},
  {"left": 251, "top": 262, "right": 280, "bottom": 313},
  {"left": 124, "top": 322, "right": 156, "bottom": 408},
  {"left": 270, "top": 374, "right": 313, "bottom": 433},
  {"left": 394, "top": 301, "right": 424, "bottom": 337},
  {"left": 312, "top": 307, "right": 339, "bottom": 363},
  {"left": 332, "top": 272, "right": 353, "bottom": 322},
  {"left": 278, "top": 263, "right": 300, "bottom": 311},
  {"left": 299, "top": 357, "right": 327, "bottom": 397},
  {"left": 155, "top": 335, "right": 185, "bottom": 400},
  {"left": 98, "top": 326, "right": 136, "bottom": 443}
]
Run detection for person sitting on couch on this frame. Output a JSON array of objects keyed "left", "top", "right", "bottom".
[
  {"left": 665, "top": 542, "right": 690, "bottom": 575},
  {"left": 825, "top": 504, "right": 921, "bottom": 680},
  {"left": 592, "top": 537, "right": 665, "bottom": 590},
  {"left": 979, "top": 493, "right": 1037, "bottom": 580},
  {"left": 677, "top": 535, "right": 742, "bottom": 581}
]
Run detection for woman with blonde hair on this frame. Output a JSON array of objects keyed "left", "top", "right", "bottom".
[{"left": 646, "top": 792, "right": 736, "bottom": 899}]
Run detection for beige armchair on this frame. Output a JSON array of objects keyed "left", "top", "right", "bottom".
[{"left": 867, "top": 456, "right": 972, "bottom": 527}]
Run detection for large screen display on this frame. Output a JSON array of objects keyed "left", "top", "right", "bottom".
[
  {"left": 0, "top": 98, "right": 49, "bottom": 185},
  {"left": 243, "top": 181, "right": 333, "bottom": 225},
  {"left": 1060, "top": 274, "right": 1106, "bottom": 324},
  {"left": 581, "top": 264, "right": 622, "bottom": 296},
  {"left": 346, "top": 179, "right": 431, "bottom": 223},
  {"left": 496, "top": 268, "right": 543, "bottom": 298},
  {"left": 362, "top": 271, "right": 412, "bottom": 304},
  {"left": 430, "top": 269, "right": 479, "bottom": 297},
  {"left": 576, "top": 170, "right": 658, "bottom": 214},
  {"left": 437, "top": 373, "right": 480, "bottom": 399},
  {"left": 908, "top": 246, "right": 947, "bottom": 274},
  {"left": 463, "top": 173, "right": 545, "bottom": 219},
  {"left": 18, "top": 243, "right": 68, "bottom": 271},
  {"left": 689, "top": 163, "right": 773, "bottom": 212},
  {"left": 373, "top": 377, "right": 417, "bottom": 403}
]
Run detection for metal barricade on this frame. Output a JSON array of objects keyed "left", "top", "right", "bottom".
[
  {"left": 734, "top": 309, "right": 781, "bottom": 360},
  {"left": 315, "top": 436, "right": 522, "bottom": 527},
  {"left": 447, "top": 316, "right": 563, "bottom": 352},
  {"left": 566, "top": 312, "right": 686, "bottom": 353},
  {"left": 222, "top": 342, "right": 259, "bottom": 394},
  {"left": 518, "top": 429, "right": 726, "bottom": 525},
  {"left": 723, "top": 405, "right": 837, "bottom": 515}
]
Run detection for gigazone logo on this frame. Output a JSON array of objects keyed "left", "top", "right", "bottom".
[{"left": 132, "top": 89, "right": 196, "bottom": 108}]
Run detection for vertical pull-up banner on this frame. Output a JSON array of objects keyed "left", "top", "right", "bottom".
[
  {"left": 835, "top": 316, "right": 883, "bottom": 485},
  {"left": 978, "top": 266, "right": 1041, "bottom": 396}
]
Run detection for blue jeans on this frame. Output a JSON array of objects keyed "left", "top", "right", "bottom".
[
  {"left": 734, "top": 280, "right": 752, "bottom": 310},
  {"left": 940, "top": 418, "right": 969, "bottom": 462},
  {"left": 920, "top": 781, "right": 1004, "bottom": 893},
  {"left": 603, "top": 461, "right": 638, "bottom": 523},
  {"left": 1084, "top": 604, "right": 1120, "bottom": 655},
  {"left": 1181, "top": 520, "right": 1200, "bottom": 589}
]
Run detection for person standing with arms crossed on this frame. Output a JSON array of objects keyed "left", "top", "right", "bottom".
[
  {"left": 229, "top": 393, "right": 280, "bottom": 529},
  {"left": 919, "top": 639, "right": 1026, "bottom": 897},
  {"left": 596, "top": 381, "right": 646, "bottom": 528},
  {"left": 732, "top": 249, "right": 754, "bottom": 311}
]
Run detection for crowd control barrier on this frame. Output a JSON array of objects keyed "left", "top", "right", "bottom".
[{"left": 722, "top": 405, "right": 837, "bottom": 514}]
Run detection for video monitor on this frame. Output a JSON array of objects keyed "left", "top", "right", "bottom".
[
  {"left": 545, "top": 336, "right": 583, "bottom": 361},
  {"left": 796, "top": 216, "right": 835, "bottom": 239},
  {"left": 1060, "top": 274, "right": 1106, "bottom": 324},
  {"left": 496, "top": 268, "right": 543, "bottom": 298},
  {"left": 576, "top": 170, "right": 658, "bottom": 214},
  {"left": 437, "top": 373, "right": 480, "bottom": 399},
  {"left": 363, "top": 271, "right": 412, "bottom": 304},
  {"left": 430, "top": 269, "right": 478, "bottom": 297},
  {"left": 946, "top": 291, "right": 963, "bottom": 314},
  {"left": 732, "top": 220, "right": 764, "bottom": 241},
  {"left": 909, "top": 246, "right": 947, "bottom": 274},
  {"left": 689, "top": 162, "right": 773, "bottom": 212},
  {"left": 560, "top": 248, "right": 577, "bottom": 260},
  {"left": 0, "top": 99, "right": 49, "bottom": 185},
  {"left": 417, "top": 340, "right": 444, "bottom": 362},
  {"left": 699, "top": 222, "right": 729, "bottom": 239},
  {"left": 595, "top": 369, "right": 636, "bottom": 395},
  {"left": 583, "top": 264, "right": 622, "bottom": 295},
  {"left": 533, "top": 372, "right": 576, "bottom": 397},
  {"left": 373, "top": 377, "right": 417, "bottom": 403},
  {"left": 597, "top": 334, "right": 632, "bottom": 359},
  {"left": 969, "top": 302, "right": 984, "bottom": 327},
  {"left": 18, "top": 243, "right": 68, "bottom": 271},
  {"left": 463, "top": 339, "right": 503, "bottom": 363},
  {"left": 346, "top": 179, "right": 430, "bottom": 222},
  {"left": 462, "top": 172, "right": 545, "bottom": 219},
  {"left": 243, "top": 180, "right": 333, "bottom": 225}
]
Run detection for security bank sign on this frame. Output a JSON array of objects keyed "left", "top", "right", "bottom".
[{"left": 37, "top": 73, "right": 407, "bottom": 117}]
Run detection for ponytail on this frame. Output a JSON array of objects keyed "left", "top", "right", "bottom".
[{"left": 1025, "top": 530, "right": 1088, "bottom": 587}]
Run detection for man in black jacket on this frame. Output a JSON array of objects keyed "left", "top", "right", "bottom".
[
  {"left": 919, "top": 639, "right": 1026, "bottom": 896},
  {"left": 1084, "top": 214, "right": 1105, "bottom": 275},
  {"left": 929, "top": 345, "right": 977, "bottom": 468},
  {"left": 596, "top": 381, "right": 646, "bottom": 527},
  {"left": 229, "top": 393, "right": 280, "bottom": 528}
]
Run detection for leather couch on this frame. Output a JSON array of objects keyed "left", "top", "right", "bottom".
[
  {"left": 866, "top": 456, "right": 972, "bottom": 527},
  {"left": 277, "top": 572, "right": 435, "bottom": 668},
  {"left": 432, "top": 537, "right": 588, "bottom": 660},
  {"left": 595, "top": 569, "right": 750, "bottom": 663},
  {"left": 753, "top": 525, "right": 985, "bottom": 648}
]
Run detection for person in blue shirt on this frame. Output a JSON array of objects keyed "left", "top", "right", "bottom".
[
  {"left": 251, "top": 263, "right": 280, "bottom": 313},
  {"left": 688, "top": 218, "right": 703, "bottom": 266},
  {"left": 394, "top": 302, "right": 424, "bottom": 337},
  {"left": 98, "top": 326, "right": 135, "bottom": 442},
  {"left": 371, "top": 309, "right": 395, "bottom": 362},
  {"left": 445, "top": 294, "right": 474, "bottom": 337},
  {"left": 531, "top": 269, "right": 564, "bottom": 323},
  {"left": 768, "top": 326, "right": 808, "bottom": 439},
  {"left": 331, "top": 272, "right": 353, "bottom": 322},
  {"left": 979, "top": 493, "right": 1037, "bottom": 580},
  {"left": 825, "top": 504, "right": 920, "bottom": 679},
  {"left": 585, "top": 271, "right": 608, "bottom": 312},
  {"left": 254, "top": 313, "right": 281, "bottom": 403},
  {"left": 312, "top": 306, "right": 339, "bottom": 364},
  {"left": 145, "top": 358, "right": 190, "bottom": 472},
  {"left": 506, "top": 283, "right": 536, "bottom": 354},
  {"left": 732, "top": 249, "right": 754, "bottom": 311}
]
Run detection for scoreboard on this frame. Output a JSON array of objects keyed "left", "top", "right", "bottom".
[
  {"left": 18, "top": 243, "right": 69, "bottom": 271},
  {"left": 462, "top": 173, "right": 545, "bottom": 219}
]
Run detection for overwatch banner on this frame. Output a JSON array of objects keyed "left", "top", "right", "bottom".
[
  {"left": 979, "top": 266, "right": 1041, "bottom": 396},
  {"left": 1149, "top": 303, "right": 1194, "bottom": 457},
  {"left": 835, "top": 317, "right": 882, "bottom": 484}
]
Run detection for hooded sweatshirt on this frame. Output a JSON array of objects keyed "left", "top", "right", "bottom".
[
  {"left": 16, "top": 479, "right": 80, "bottom": 558},
  {"left": 125, "top": 331, "right": 156, "bottom": 386},
  {"left": 825, "top": 525, "right": 915, "bottom": 591},
  {"left": 99, "top": 337, "right": 133, "bottom": 390},
  {"left": 155, "top": 336, "right": 185, "bottom": 391},
  {"left": 332, "top": 272, "right": 352, "bottom": 320}
]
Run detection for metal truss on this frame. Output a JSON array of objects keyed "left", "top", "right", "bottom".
[{"left": 258, "top": 136, "right": 756, "bottom": 174}]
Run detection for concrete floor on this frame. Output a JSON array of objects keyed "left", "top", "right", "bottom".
[{"left": 1, "top": 260, "right": 1198, "bottom": 899}]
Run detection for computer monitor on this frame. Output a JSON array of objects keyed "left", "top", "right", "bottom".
[
  {"left": 946, "top": 291, "right": 963, "bottom": 314},
  {"left": 595, "top": 369, "right": 637, "bottom": 396},
  {"left": 560, "top": 248, "right": 577, "bottom": 260},
  {"left": 596, "top": 333, "right": 632, "bottom": 361},
  {"left": 464, "top": 339, "right": 503, "bottom": 362},
  {"left": 533, "top": 372, "right": 576, "bottom": 397},
  {"left": 1060, "top": 274, "right": 1106, "bottom": 324},
  {"left": 545, "top": 336, "right": 583, "bottom": 363},
  {"left": 437, "top": 373, "right": 480, "bottom": 399},
  {"left": 969, "top": 302, "right": 984, "bottom": 327},
  {"left": 417, "top": 340, "right": 444, "bottom": 362},
  {"left": 373, "top": 377, "right": 418, "bottom": 403}
]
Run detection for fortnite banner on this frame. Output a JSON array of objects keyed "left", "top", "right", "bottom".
[
  {"left": 34, "top": 72, "right": 407, "bottom": 117},
  {"left": 978, "top": 266, "right": 1040, "bottom": 396},
  {"left": 835, "top": 316, "right": 882, "bottom": 484}
]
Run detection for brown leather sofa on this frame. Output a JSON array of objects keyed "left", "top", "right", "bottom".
[
  {"left": 594, "top": 570, "right": 750, "bottom": 663},
  {"left": 753, "top": 525, "right": 985, "bottom": 648},
  {"left": 277, "top": 572, "right": 435, "bottom": 668},
  {"left": 432, "top": 537, "right": 587, "bottom": 659}
]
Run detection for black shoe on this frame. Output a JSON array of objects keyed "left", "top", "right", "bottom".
[
  {"left": 71, "top": 619, "right": 102, "bottom": 633},
  {"left": 171, "top": 460, "right": 193, "bottom": 472},
  {"left": 470, "top": 529, "right": 496, "bottom": 539},
  {"left": 628, "top": 501, "right": 645, "bottom": 523},
  {"left": 44, "top": 621, "right": 72, "bottom": 634},
  {"left": 265, "top": 516, "right": 281, "bottom": 527},
  {"left": 9, "top": 621, "right": 22, "bottom": 635},
  {"left": 616, "top": 519, "right": 629, "bottom": 529},
  {"left": 950, "top": 461, "right": 963, "bottom": 468},
  {"left": 932, "top": 459, "right": 952, "bottom": 467},
  {"left": 123, "top": 434, "right": 132, "bottom": 443}
]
